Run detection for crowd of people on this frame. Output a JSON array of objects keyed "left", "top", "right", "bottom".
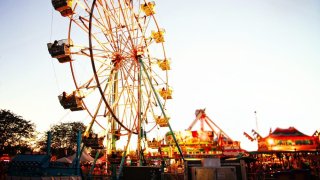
[
  {"left": 246, "top": 152, "right": 320, "bottom": 179},
  {"left": 2, "top": 151, "right": 320, "bottom": 179},
  {"left": 0, "top": 161, "right": 9, "bottom": 179},
  {"left": 81, "top": 162, "right": 109, "bottom": 176}
]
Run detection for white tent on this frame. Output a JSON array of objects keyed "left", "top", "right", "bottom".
[
  {"left": 67, "top": 151, "right": 94, "bottom": 163},
  {"left": 56, "top": 157, "right": 72, "bottom": 164}
]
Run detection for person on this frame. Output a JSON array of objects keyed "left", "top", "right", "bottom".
[
  {"left": 52, "top": 40, "right": 59, "bottom": 48},
  {"left": 62, "top": 91, "right": 68, "bottom": 101},
  {"left": 111, "top": 151, "right": 117, "bottom": 158}
]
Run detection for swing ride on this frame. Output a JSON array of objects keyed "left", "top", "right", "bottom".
[{"left": 158, "top": 109, "right": 244, "bottom": 159}]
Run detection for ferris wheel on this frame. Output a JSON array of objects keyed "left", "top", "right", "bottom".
[{"left": 48, "top": 0, "right": 175, "bottom": 154}]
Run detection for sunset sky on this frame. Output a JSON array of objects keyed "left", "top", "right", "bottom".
[{"left": 0, "top": 0, "right": 319, "bottom": 150}]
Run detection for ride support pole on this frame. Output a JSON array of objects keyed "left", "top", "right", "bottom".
[
  {"left": 139, "top": 58, "right": 185, "bottom": 161},
  {"left": 76, "top": 130, "right": 82, "bottom": 175},
  {"left": 46, "top": 131, "right": 52, "bottom": 156},
  {"left": 89, "top": 150, "right": 100, "bottom": 178}
]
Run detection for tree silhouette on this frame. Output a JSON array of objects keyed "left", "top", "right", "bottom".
[
  {"left": 0, "top": 109, "right": 36, "bottom": 155},
  {"left": 44, "top": 122, "right": 86, "bottom": 157}
]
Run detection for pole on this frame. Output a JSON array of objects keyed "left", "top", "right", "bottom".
[
  {"left": 46, "top": 131, "right": 52, "bottom": 156},
  {"left": 76, "top": 130, "right": 81, "bottom": 175},
  {"left": 137, "top": 56, "right": 143, "bottom": 166},
  {"left": 117, "top": 132, "right": 132, "bottom": 180},
  {"left": 110, "top": 71, "right": 118, "bottom": 180},
  {"left": 112, "top": 72, "right": 118, "bottom": 153},
  {"left": 89, "top": 150, "right": 100, "bottom": 179},
  {"left": 139, "top": 58, "right": 184, "bottom": 161},
  {"left": 255, "top": 111, "right": 259, "bottom": 133}
]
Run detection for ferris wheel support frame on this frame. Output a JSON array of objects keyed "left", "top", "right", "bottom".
[
  {"left": 137, "top": 60, "right": 143, "bottom": 166},
  {"left": 140, "top": 58, "right": 184, "bottom": 161},
  {"left": 84, "top": 0, "right": 183, "bottom": 169},
  {"left": 111, "top": 71, "right": 119, "bottom": 153},
  {"left": 117, "top": 131, "right": 133, "bottom": 179},
  {"left": 87, "top": 0, "right": 176, "bottom": 167}
]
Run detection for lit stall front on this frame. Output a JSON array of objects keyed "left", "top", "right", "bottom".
[
  {"left": 162, "top": 130, "right": 221, "bottom": 157},
  {"left": 257, "top": 127, "right": 320, "bottom": 152}
]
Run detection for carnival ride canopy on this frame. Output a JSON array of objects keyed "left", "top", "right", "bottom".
[
  {"left": 165, "top": 130, "right": 214, "bottom": 145},
  {"left": 257, "top": 126, "right": 319, "bottom": 151},
  {"left": 269, "top": 127, "right": 308, "bottom": 137}
]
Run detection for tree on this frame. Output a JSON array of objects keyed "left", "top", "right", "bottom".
[
  {"left": 46, "top": 121, "right": 86, "bottom": 157},
  {"left": 0, "top": 109, "right": 36, "bottom": 155}
]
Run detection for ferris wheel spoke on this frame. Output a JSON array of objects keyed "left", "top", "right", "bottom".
[
  {"left": 90, "top": 29, "right": 135, "bottom": 135},
  {"left": 91, "top": 33, "right": 114, "bottom": 53},
  {"left": 122, "top": 4, "right": 139, "bottom": 44},
  {"left": 89, "top": 6, "right": 119, "bottom": 52},
  {"left": 118, "top": 35, "right": 133, "bottom": 56},
  {"left": 135, "top": 16, "right": 152, "bottom": 46},
  {"left": 78, "top": 76, "right": 95, "bottom": 89},
  {"left": 84, "top": 97, "right": 105, "bottom": 137},
  {"left": 112, "top": 23, "right": 133, "bottom": 53},
  {"left": 97, "top": 1, "right": 139, "bottom": 55},
  {"left": 73, "top": 0, "right": 91, "bottom": 13},
  {"left": 122, "top": 98, "right": 136, "bottom": 130},
  {"left": 118, "top": 1, "right": 137, "bottom": 49},
  {"left": 101, "top": 1, "right": 118, "bottom": 24},
  {"left": 79, "top": 16, "right": 91, "bottom": 31},
  {"left": 100, "top": 66, "right": 140, "bottom": 134},
  {"left": 94, "top": 2, "right": 108, "bottom": 29},
  {"left": 95, "top": 61, "right": 113, "bottom": 76},
  {"left": 102, "top": 15, "right": 124, "bottom": 52}
]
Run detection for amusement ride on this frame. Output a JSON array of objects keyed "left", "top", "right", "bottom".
[{"left": 47, "top": 0, "right": 183, "bottom": 176}]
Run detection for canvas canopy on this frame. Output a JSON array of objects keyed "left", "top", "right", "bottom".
[
  {"left": 67, "top": 151, "right": 94, "bottom": 163},
  {"left": 56, "top": 157, "right": 72, "bottom": 163}
]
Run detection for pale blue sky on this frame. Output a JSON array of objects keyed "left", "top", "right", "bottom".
[{"left": 1, "top": 0, "right": 319, "bottom": 150}]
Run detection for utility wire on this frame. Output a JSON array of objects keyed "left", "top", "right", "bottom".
[{"left": 49, "top": 8, "right": 61, "bottom": 92}]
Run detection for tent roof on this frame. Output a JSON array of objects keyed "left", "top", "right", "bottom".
[
  {"left": 68, "top": 151, "right": 94, "bottom": 163},
  {"left": 55, "top": 157, "right": 72, "bottom": 164},
  {"left": 269, "top": 127, "right": 309, "bottom": 137}
]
